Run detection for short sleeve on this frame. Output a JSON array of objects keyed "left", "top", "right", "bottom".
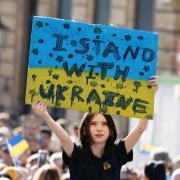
[
  {"left": 62, "top": 144, "right": 82, "bottom": 166},
  {"left": 115, "top": 140, "right": 133, "bottom": 165}
]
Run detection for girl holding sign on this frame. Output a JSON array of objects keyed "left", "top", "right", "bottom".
[{"left": 32, "top": 77, "right": 158, "bottom": 180}]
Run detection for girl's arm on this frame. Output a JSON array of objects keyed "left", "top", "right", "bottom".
[
  {"left": 32, "top": 102, "right": 74, "bottom": 157},
  {"left": 124, "top": 76, "right": 159, "bottom": 154}
]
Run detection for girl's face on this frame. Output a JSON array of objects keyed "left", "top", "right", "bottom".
[{"left": 89, "top": 114, "right": 109, "bottom": 145}]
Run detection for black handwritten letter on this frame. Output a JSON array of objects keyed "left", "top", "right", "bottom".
[
  {"left": 133, "top": 99, "right": 149, "bottom": 114},
  {"left": 87, "top": 89, "right": 101, "bottom": 106},
  {"left": 142, "top": 48, "right": 155, "bottom": 62},
  {"left": 63, "top": 62, "right": 86, "bottom": 77},
  {"left": 75, "top": 38, "right": 90, "bottom": 54},
  {"left": 56, "top": 85, "right": 69, "bottom": 105},
  {"left": 102, "top": 41, "right": 121, "bottom": 60},
  {"left": 92, "top": 39, "right": 104, "bottom": 55},
  {"left": 103, "top": 91, "right": 119, "bottom": 106},
  {"left": 123, "top": 46, "right": 140, "bottom": 61},
  {"left": 39, "top": 84, "right": 55, "bottom": 103},
  {"left": 97, "top": 62, "right": 114, "bottom": 80},
  {"left": 116, "top": 95, "right": 133, "bottom": 110},
  {"left": 114, "top": 66, "right": 129, "bottom": 81},
  {"left": 71, "top": 85, "right": 84, "bottom": 106},
  {"left": 86, "top": 65, "right": 97, "bottom": 84},
  {"left": 52, "top": 34, "right": 68, "bottom": 51}
]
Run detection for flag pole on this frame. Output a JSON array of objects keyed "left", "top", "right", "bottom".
[{"left": 5, "top": 138, "right": 17, "bottom": 167}]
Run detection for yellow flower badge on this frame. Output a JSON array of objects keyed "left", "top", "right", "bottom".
[{"left": 103, "top": 161, "right": 111, "bottom": 170}]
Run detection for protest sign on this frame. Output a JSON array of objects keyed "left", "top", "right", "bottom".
[{"left": 26, "top": 16, "right": 158, "bottom": 118}]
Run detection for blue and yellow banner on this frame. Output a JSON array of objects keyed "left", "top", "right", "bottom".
[
  {"left": 7, "top": 134, "right": 29, "bottom": 157},
  {"left": 26, "top": 16, "right": 158, "bottom": 118}
]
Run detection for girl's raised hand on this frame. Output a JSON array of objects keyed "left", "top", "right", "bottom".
[
  {"left": 32, "top": 101, "right": 49, "bottom": 118},
  {"left": 149, "top": 76, "right": 159, "bottom": 92}
]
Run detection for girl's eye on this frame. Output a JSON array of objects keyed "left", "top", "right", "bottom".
[
  {"left": 90, "top": 122, "right": 96, "bottom": 126},
  {"left": 102, "top": 122, "right": 108, "bottom": 126}
]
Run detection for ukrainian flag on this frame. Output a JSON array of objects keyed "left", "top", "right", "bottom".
[{"left": 7, "top": 134, "right": 29, "bottom": 157}]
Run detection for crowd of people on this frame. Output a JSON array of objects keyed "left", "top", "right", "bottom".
[{"left": 0, "top": 100, "right": 180, "bottom": 179}]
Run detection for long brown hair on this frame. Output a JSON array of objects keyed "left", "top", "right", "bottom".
[
  {"left": 79, "top": 113, "right": 117, "bottom": 156},
  {"left": 33, "top": 164, "right": 61, "bottom": 180}
]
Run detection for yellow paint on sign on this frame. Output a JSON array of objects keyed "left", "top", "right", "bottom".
[{"left": 26, "top": 68, "right": 155, "bottom": 118}]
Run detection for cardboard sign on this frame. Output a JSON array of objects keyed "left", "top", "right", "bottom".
[{"left": 26, "top": 16, "right": 158, "bottom": 118}]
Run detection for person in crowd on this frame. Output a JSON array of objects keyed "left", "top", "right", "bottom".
[
  {"left": 151, "top": 148, "right": 173, "bottom": 178},
  {"left": 21, "top": 115, "right": 41, "bottom": 154},
  {"left": 49, "top": 152, "right": 63, "bottom": 175},
  {"left": 143, "top": 161, "right": 166, "bottom": 180},
  {"left": 32, "top": 77, "right": 158, "bottom": 180},
  {"left": 39, "top": 126, "right": 53, "bottom": 155},
  {"left": 173, "top": 155, "right": 180, "bottom": 171},
  {"left": 0, "top": 139, "right": 13, "bottom": 166},
  {"left": 0, "top": 113, "right": 11, "bottom": 138},
  {"left": 172, "top": 168, "right": 180, "bottom": 180},
  {"left": 69, "top": 123, "right": 79, "bottom": 145},
  {"left": 0, "top": 173, "right": 12, "bottom": 180},
  {"left": 120, "top": 165, "right": 140, "bottom": 180},
  {"left": 33, "top": 164, "right": 61, "bottom": 180},
  {"left": 1, "top": 166, "right": 28, "bottom": 180}
]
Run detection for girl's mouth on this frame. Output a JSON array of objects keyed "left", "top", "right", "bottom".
[{"left": 95, "top": 134, "right": 103, "bottom": 138}]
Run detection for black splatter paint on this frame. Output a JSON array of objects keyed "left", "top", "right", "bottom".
[
  {"left": 32, "top": 74, "right": 37, "bottom": 81},
  {"left": 96, "top": 35, "right": 100, "bottom": 39},
  {"left": 45, "top": 22, "right": 49, "bottom": 26},
  {"left": 101, "top": 84, "right": 105, "bottom": 88},
  {"left": 46, "top": 80, "right": 51, "bottom": 84},
  {"left": 32, "top": 48, "right": 39, "bottom": 55},
  {"left": 78, "top": 27, "right": 81, "bottom": 31},
  {"left": 147, "top": 85, "right": 152, "bottom": 89},
  {"left": 86, "top": 55, "right": 94, "bottom": 61},
  {"left": 68, "top": 54, "right": 74, "bottom": 58},
  {"left": 63, "top": 23, "right": 70, "bottom": 29},
  {"left": 38, "top": 39, "right": 44, "bottom": 43},
  {"left": 112, "top": 34, "right": 117, "bottom": 37},
  {"left": 124, "top": 35, "right": 131, "bottom": 41},
  {"left": 49, "top": 53, "right": 53, "bottom": 57},
  {"left": 88, "top": 106, "right": 92, "bottom": 113},
  {"left": 67, "top": 80, "right": 73, "bottom": 84},
  {"left": 90, "top": 81, "right": 98, "bottom": 87},
  {"left": 143, "top": 66, "right": 150, "bottom": 72},
  {"left": 116, "top": 111, "right": 120, "bottom": 115},
  {"left": 29, "top": 90, "right": 37, "bottom": 102},
  {"left": 116, "top": 83, "right": 123, "bottom": 89},
  {"left": 137, "top": 36, "right": 144, "bottom": 40},
  {"left": 56, "top": 56, "right": 63, "bottom": 63},
  {"left": 52, "top": 74, "right": 59, "bottom": 80},
  {"left": 48, "top": 69, "right": 53, "bottom": 76},
  {"left": 94, "top": 27, "right": 103, "bottom": 34},
  {"left": 139, "top": 72, "right": 144, "bottom": 76},
  {"left": 133, "top": 81, "right": 142, "bottom": 93},
  {"left": 70, "top": 40, "right": 77, "bottom": 46},
  {"left": 38, "top": 59, "right": 42, "bottom": 64},
  {"left": 36, "top": 21, "right": 43, "bottom": 28}
]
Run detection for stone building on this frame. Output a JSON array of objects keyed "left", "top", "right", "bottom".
[{"left": 0, "top": 0, "right": 180, "bottom": 153}]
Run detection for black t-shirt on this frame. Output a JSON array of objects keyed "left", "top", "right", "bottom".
[{"left": 63, "top": 140, "right": 133, "bottom": 180}]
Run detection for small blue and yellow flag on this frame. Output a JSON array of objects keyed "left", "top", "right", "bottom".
[{"left": 7, "top": 134, "right": 29, "bottom": 158}]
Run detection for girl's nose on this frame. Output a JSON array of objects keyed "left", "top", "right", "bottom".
[{"left": 97, "top": 124, "right": 102, "bottom": 131}]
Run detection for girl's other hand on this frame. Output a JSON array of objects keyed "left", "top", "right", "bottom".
[
  {"left": 149, "top": 76, "right": 159, "bottom": 92},
  {"left": 32, "top": 101, "right": 49, "bottom": 118}
]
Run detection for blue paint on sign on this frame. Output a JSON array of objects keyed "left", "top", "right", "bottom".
[{"left": 29, "top": 16, "right": 158, "bottom": 80}]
